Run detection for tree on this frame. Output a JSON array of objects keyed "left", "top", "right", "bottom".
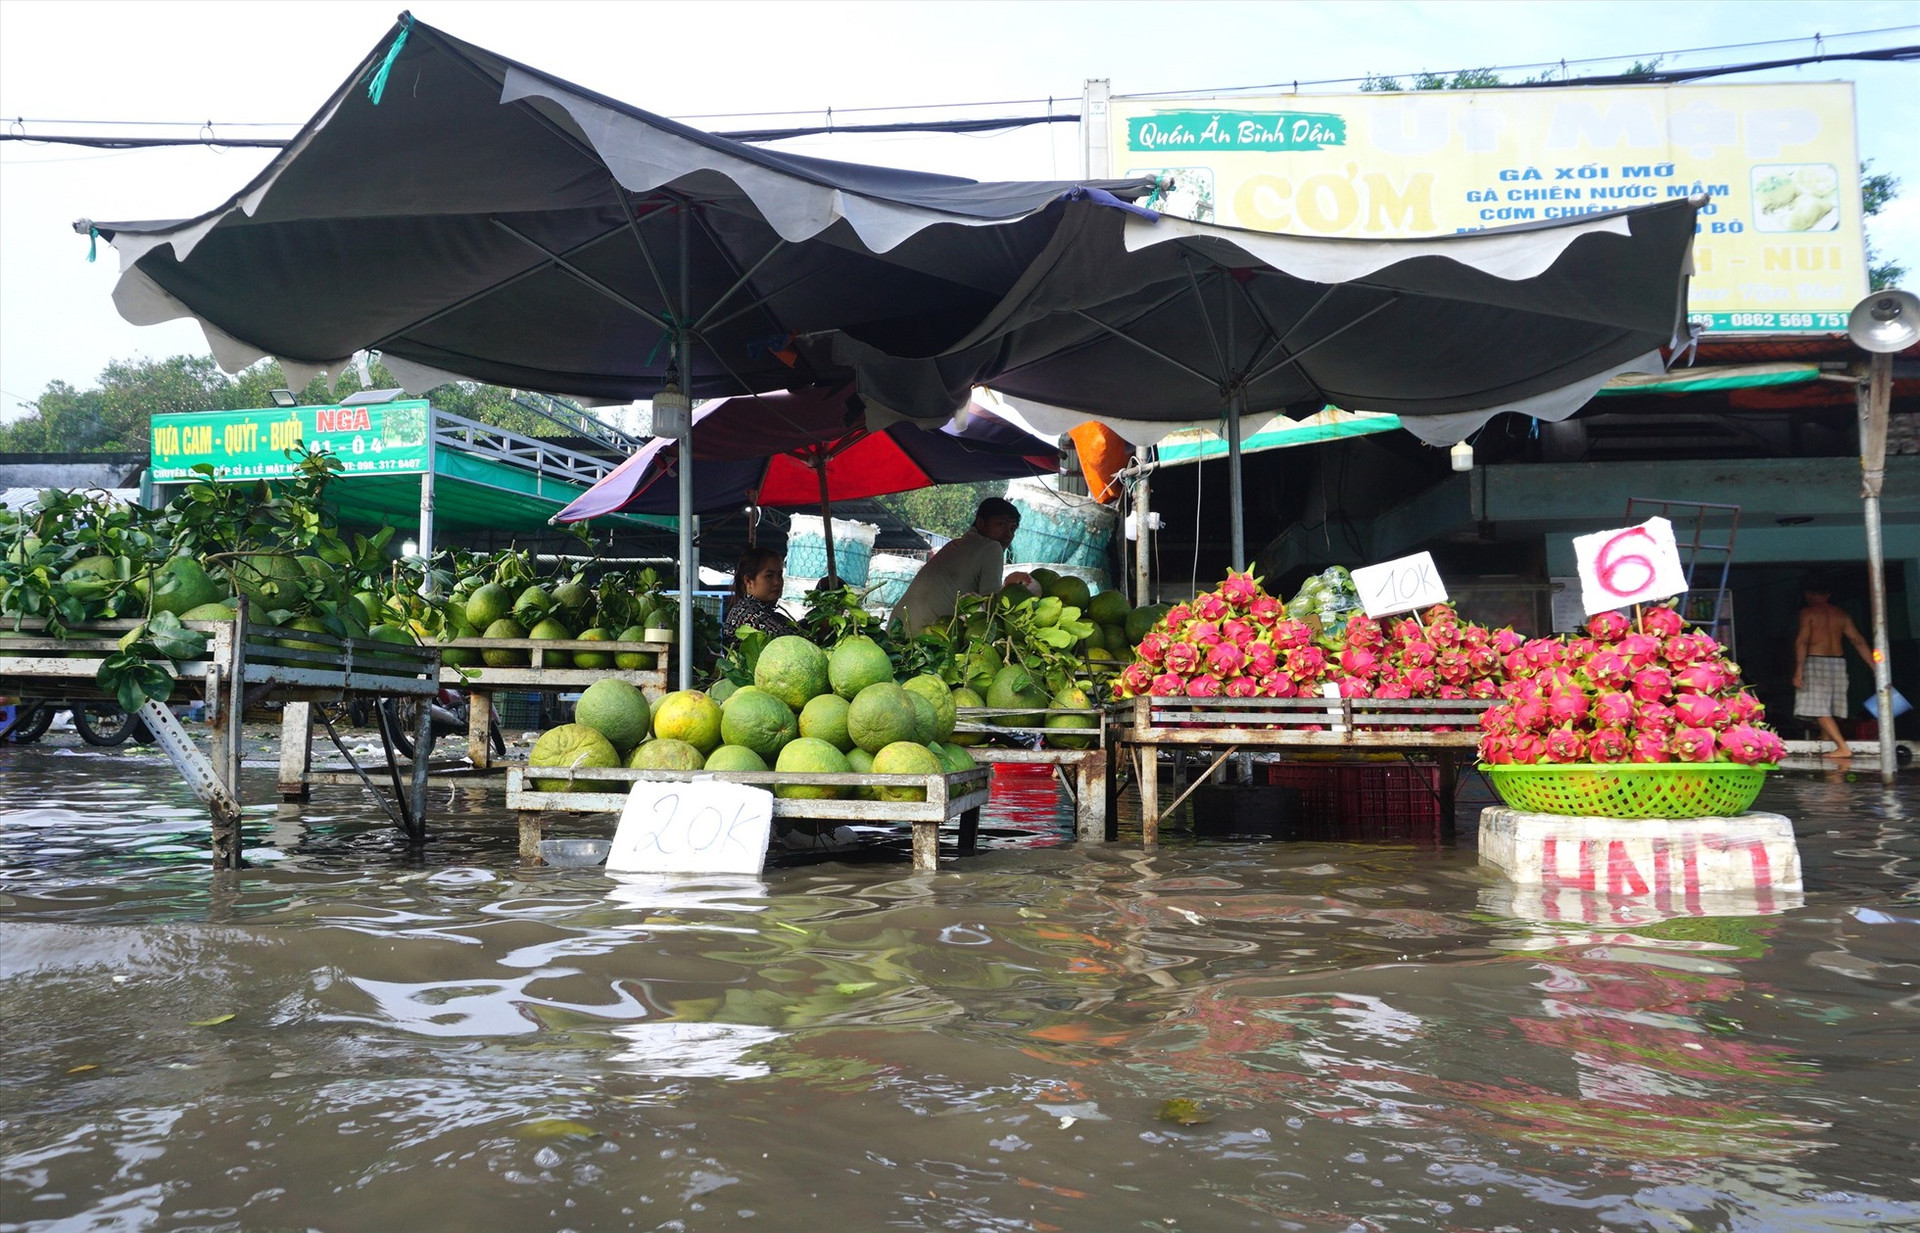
[
  {"left": 1863, "top": 160, "right": 1906, "bottom": 290},
  {"left": 871, "top": 480, "right": 1006, "bottom": 540}
]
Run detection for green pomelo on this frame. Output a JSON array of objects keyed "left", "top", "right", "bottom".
[
  {"left": 1029, "top": 567, "right": 1061, "bottom": 590},
  {"left": 651, "top": 690, "right": 724, "bottom": 755},
  {"left": 147, "top": 556, "right": 222, "bottom": 614},
  {"left": 575, "top": 679, "right": 652, "bottom": 754},
  {"left": 986, "top": 662, "right": 1049, "bottom": 726},
  {"left": 528, "top": 616, "right": 574, "bottom": 668},
  {"left": 704, "top": 744, "right": 770, "bottom": 773},
  {"left": 354, "top": 590, "right": 384, "bottom": 626},
  {"left": 946, "top": 686, "right": 986, "bottom": 746},
  {"left": 709, "top": 678, "right": 739, "bottom": 704},
  {"left": 1100, "top": 624, "right": 1129, "bottom": 654},
  {"left": 278, "top": 616, "right": 333, "bottom": 653},
  {"left": 1047, "top": 575, "right": 1092, "bottom": 610},
  {"left": 798, "top": 693, "right": 854, "bottom": 752},
  {"left": 1125, "top": 605, "right": 1165, "bottom": 644},
  {"left": 438, "top": 617, "right": 479, "bottom": 667},
  {"left": 845, "top": 746, "right": 878, "bottom": 799},
  {"left": 628, "top": 738, "right": 705, "bottom": 771},
  {"left": 901, "top": 675, "right": 956, "bottom": 742},
  {"left": 996, "top": 582, "right": 1034, "bottom": 607},
  {"left": 63, "top": 554, "right": 119, "bottom": 582},
  {"left": 828, "top": 635, "right": 894, "bottom": 700},
  {"left": 754, "top": 634, "right": 830, "bottom": 710},
  {"left": 871, "top": 741, "right": 943, "bottom": 801},
  {"left": 847, "top": 682, "right": 918, "bottom": 754},
  {"left": 553, "top": 576, "right": 592, "bottom": 612},
  {"left": 179, "top": 601, "right": 237, "bottom": 622},
  {"left": 465, "top": 582, "right": 514, "bottom": 630},
  {"left": 481, "top": 617, "right": 529, "bottom": 666},
  {"left": 366, "top": 622, "right": 416, "bottom": 645},
  {"left": 228, "top": 552, "right": 305, "bottom": 606},
  {"left": 612, "top": 625, "right": 655, "bottom": 670},
  {"left": 934, "top": 742, "right": 976, "bottom": 773},
  {"left": 903, "top": 689, "right": 938, "bottom": 746},
  {"left": 529, "top": 723, "right": 621, "bottom": 791},
  {"left": 773, "top": 737, "right": 850, "bottom": 799},
  {"left": 1088, "top": 590, "right": 1131, "bottom": 626},
  {"left": 572, "top": 627, "right": 614, "bottom": 670},
  {"left": 513, "top": 584, "right": 554, "bottom": 623},
  {"left": 295, "top": 554, "right": 336, "bottom": 583},
  {"left": 1045, "top": 685, "right": 1096, "bottom": 749},
  {"left": 720, "top": 686, "right": 797, "bottom": 759}
]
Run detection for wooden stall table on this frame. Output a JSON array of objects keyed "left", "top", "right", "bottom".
[
  {"left": 952, "top": 705, "right": 1109, "bottom": 842},
  {"left": 1107, "top": 695, "right": 1491, "bottom": 844}
]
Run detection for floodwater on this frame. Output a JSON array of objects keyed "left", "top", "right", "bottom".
[{"left": 3, "top": 737, "right": 1918, "bottom": 1233}]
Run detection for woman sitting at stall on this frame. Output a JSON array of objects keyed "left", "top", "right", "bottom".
[{"left": 723, "top": 547, "right": 801, "bottom": 646}]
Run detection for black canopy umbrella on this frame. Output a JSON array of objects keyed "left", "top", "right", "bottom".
[{"left": 79, "top": 13, "right": 1152, "bottom": 681}]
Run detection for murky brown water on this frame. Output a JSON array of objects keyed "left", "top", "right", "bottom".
[{"left": 3, "top": 739, "right": 1918, "bottom": 1232}]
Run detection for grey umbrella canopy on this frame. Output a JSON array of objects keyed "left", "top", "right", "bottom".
[{"left": 819, "top": 195, "right": 1700, "bottom": 560}]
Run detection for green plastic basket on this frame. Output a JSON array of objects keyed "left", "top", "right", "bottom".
[{"left": 1480, "top": 762, "right": 1771, "bottom": 819}]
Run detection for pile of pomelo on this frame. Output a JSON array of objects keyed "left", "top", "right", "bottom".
[
  {"left": 529, "top": 633, "right": 977, "bottom": 801},
  {"left": 442, "top": 573, "right": 668, "bottom": 670}
]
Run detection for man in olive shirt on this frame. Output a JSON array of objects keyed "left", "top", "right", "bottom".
[{"left": 892, "top": 497, "right": 1033, "bottom": 633}]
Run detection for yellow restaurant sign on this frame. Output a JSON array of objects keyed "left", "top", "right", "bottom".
[{"left": 1108, "top": 82, "right": 1866, "bottom": 333}]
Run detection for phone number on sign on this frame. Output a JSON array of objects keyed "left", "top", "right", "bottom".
[{"left": 1692, "top": 311, "right": 1849, "bottom": 330}]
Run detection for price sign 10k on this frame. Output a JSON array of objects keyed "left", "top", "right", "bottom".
[
  {"left": 1572, "top": 516, "right": 1688, "bottom": 616},
  {"left": 1352, "top": 551, "right": 1449, "bottom": 618}
]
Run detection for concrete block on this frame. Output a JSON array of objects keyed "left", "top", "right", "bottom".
[{"left": 1478, "top": 808, "right": 1802, "bottom": 925}]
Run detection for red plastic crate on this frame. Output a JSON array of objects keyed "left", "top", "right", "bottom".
[{"left": 1264, "top": 761, "right": 1442, "bottom": 844}]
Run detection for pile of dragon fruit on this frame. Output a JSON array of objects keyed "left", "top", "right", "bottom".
[
  {"left": 1479, "top": 604, "right": 1785, "bottom": 766},
  {"left": 1111, "top": 570, "right": 1507, "bottom": 702}
]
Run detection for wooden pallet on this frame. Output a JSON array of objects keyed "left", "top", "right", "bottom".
[{"left": 507, "top": 765, "right": 993, "bottom": 872}]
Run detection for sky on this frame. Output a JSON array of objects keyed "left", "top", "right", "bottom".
[{"left": 1, "top": 0, "right": 1915, "bottom": 420}]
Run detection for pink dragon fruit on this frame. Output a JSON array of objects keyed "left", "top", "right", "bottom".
[
  {"left": 1536, "top": 665, "right": 1580, "bottom": 696},
  {"left": 1437, "top": 684, "right": 1469, "bottom": 700},
  {"left": 1466, "top": 644, "right": 1500, "bottom": 677},
  {"left": 1673, "top": 663, "right": 1729, "bottom": 695},
  {"left": 1508, "top": 733, "right": 1549, "bottom": 764},
  {"left": 1594, "top": 691, "right": 1634, "bottom": 727},
  {"left": 1563, "top": 636, "right": 1599, "bottom": 664},
  {"left": 1460, "top": 624, "right": 1492, "bottom": 652},
  {"left": 1257, "top": 671, "right": 1297, "bottom": 698},
  {"left": 1120, "top": 662, "right": 1154, "bottom": 693},
  {"left": 1285, "top": 645, "right": 1327, "bottom": 681},
  {"left": 1270, "top": 620, "right": 1313, "bottom": 651},
  {"left": 1336, "top": 675, "right": 1372, "bottom": 698},
  {"left": 1222, "top": 618, "right": 1258, "bottom": 645},
  {"left": 1583, "top": 649, "right": 1632, "bottom": 691},
  {"left": 1402, "top": 666, "right": 1438, "bottom": 696},
  {"left": 1545, "top": 728, "right": 1589, "bottom": 763},
  {"left": 1399, "top": 639, "right": 1437, "bottom": 668},
  {"left": 1246, "top": 641, "right": 1279, "bottom": 675},
  {"left": 1478, "top": 706, "right": 1512, "bottom": 734},
  {"left": 1149, "top": 672, "right": 1184, "bottom": 697},
  {"left": 1642, "top": 604, "right": 1686, "bottom": 638},
  {"left": 1756, "top": 729, "right": 1786, "bottom": 762},
  {"left": 1511, "top": 697, "right": 1551, "bottom": 733},
  {"left": 1340, "top": 644, "right": 1382, "bottom": 679},
  {"left": 1671, "top": 692, "right": 1725, "bottom": 729},
  {"left": 1164, "top": 603, "right": 1193, "bottom": 629},
  {"left": 1136, "top": 632, "right": 1170, "bottom": 666},
  {"left": 1614, "top": 632, "right": 1659, "bottom": 670},
  {"left": 1503, "top": 648, "right": 1534, "bottom": 680},
  {"left": 1428, "top": 619, "right": 1463, "bottom": 649},
  {"left": 1634, "top": 700, "right": 1676, "bottom": 731},
  {"left": 1376, "top": 679, "right": 1414, "bottom": 700},
  {"left": 1631, "top": 730, "right": 1673, "bottom": 763},
  {"left": 1225, "top": 674, "right": 1260, "bottom": 698},
  {"left": 1492, "top": 628, "right": 1527, "bottom": 656},
  {"left": 1345, "top": 613, "right": 1384, "bottom": 647},
  {"left": 1522, "top": 638, "right": 1564, "bottom": 669},
  {"left": 1189, "top": 620, "right": 1224, "bottom": 647},
  {"left": 1219, "top": 568, "right": 1261, "bottom": 611},
  {"left": 1725, "top": 692, "right": 1766, "bottom": 724},
  {"left": 1436, "top": 650, "right": 1473, "bottom": 685},
  {"left": 1587, "top": 727, "right": 1631, "bottom": 763},
  {"left": 1468, "top": 678, "right": 1501, "bottom": 700},
  {"left": 1545, "top": 687, "right": 1590, "bottom": 726},
  {"left": 1717, "top": 724, "right": 1774, "bottom": 765},
  {"left": 1186, "top": 674, "right": 1222, "bottom": 698},
  {"left": 1630, "top": 666, "right": 1673, "bottom": 703},
  {"left": 1669, "top": 726, "right": 1717, "bottom": 763},
  {"left": 1480, "top": 733, "right": 1513, "bottom": 764},
  {"left": 1164, "top": 643, "right": 1201, "bottom": 675},
  {"left": 1205, "top": 642, "right": 1249, "bottom": 678},
  {"left": 1193, "top": 592, "right": 1229, "bottom": 622},
  {"left": 1587, "top": 611, "right": 1632, "bottom": 642}
]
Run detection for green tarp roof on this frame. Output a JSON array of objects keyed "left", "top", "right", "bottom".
[
  {"left": 323, "top": 449, "right": 672, "bottom": 535},
  {"left": 1153, "top": 409, "right": 1402, "bottom": 465}
]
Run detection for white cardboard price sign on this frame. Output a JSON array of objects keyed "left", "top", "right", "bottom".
[
  {"left": 1352, "top": 551, "right": 1448, "bottom": 618},
  {"left": 606, "top": 779, "right": 773, "bottom": 875},
  {"left": 1572, "top": 516, "right": 1688, "bottom": 616}
]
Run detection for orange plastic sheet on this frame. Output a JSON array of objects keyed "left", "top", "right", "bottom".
[{"left": 1068, "top": 421, "right": 1131, "bottom": 503}]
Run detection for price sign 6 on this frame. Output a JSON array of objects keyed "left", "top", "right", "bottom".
[
  {"left": 607, "top": 780, "right": 772, "bottom": 875},
  {"left": 1572, "top": 516, "right": 1689, "bottom": 616},
  {"left": 1351, "top": 551, "right": 1449, "bottom": 618}
]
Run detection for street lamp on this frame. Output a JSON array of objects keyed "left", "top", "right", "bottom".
[{"left": 1845, "top": 288, "right": 1918, "bottom": 785}]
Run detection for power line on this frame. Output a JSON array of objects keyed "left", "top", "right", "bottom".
[{"left": 3, "top": 25, "right": 1913, "bottom": 152}]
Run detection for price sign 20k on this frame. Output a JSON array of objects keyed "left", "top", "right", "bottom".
[{"left": 1572, "top": 516, "right": 1689, "bottom": 616}]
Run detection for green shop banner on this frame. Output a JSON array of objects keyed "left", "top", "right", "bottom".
[{"left": 149, "top": 401, "right": 431, "bottom": 481}]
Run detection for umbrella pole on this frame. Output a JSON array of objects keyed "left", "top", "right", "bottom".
[
  {"left": 1859, "top": 354, "right": 1897, "bottom": 786},
  {"left": 676, "top": 209, "right": 696, "bottom": 691},
  {"left": 1227, "top": 387, "right": 1246, "bottom": 568},
  {"left": 817, "top": 459, "right": 839, "bottom": 584}
]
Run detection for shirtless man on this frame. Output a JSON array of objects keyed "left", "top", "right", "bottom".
[{"left": 1793, "top": 585, "right": 1875, "bottom": 758}]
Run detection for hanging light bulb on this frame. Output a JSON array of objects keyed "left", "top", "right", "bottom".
[
  {"left": 650, "top": 366, "right": 692, "bottom": 438},
  {"left": 1450, "top": 440, "right": 1474, "bottom": 472}
]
